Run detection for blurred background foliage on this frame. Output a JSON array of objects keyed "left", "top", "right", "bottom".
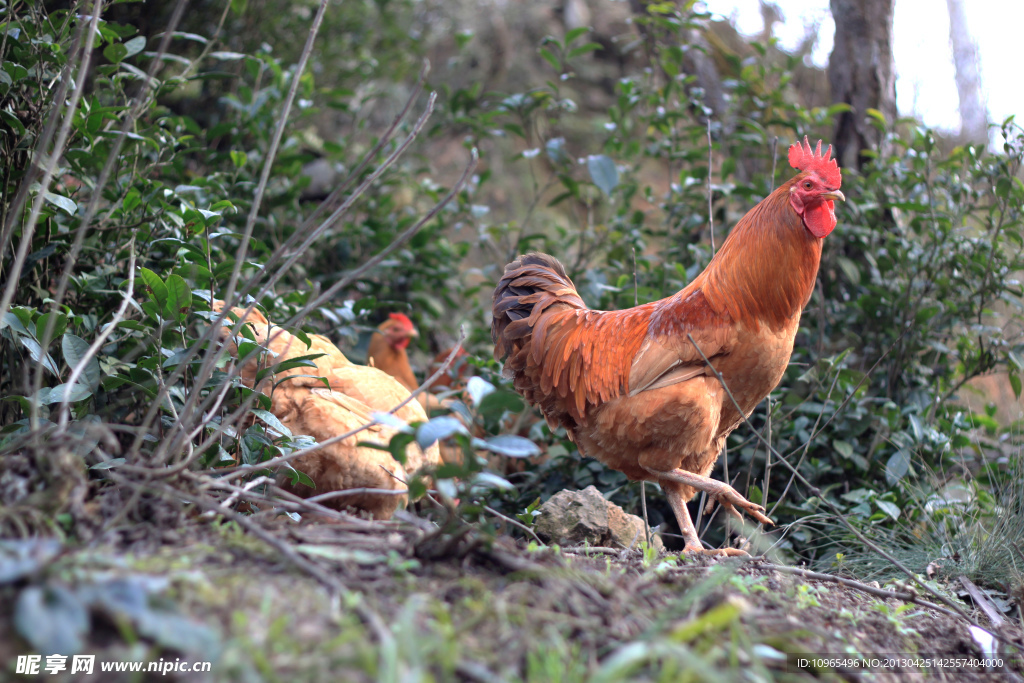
[{"left": 2, "top": 0, "right": 1023, "bottom": 593}]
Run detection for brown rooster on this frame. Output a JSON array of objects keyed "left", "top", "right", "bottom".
[{"left": 492, "top": 138, "right": 843, "bottom": 555}]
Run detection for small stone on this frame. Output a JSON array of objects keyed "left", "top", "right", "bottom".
[{"left": 533, "top": 485, "right": 664, "bottom": 553}]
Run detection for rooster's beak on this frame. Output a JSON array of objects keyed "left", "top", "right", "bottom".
[
  {"left": 408, "top": 328, "right": 420, "bottom": 339},
  {"left": 821, "top": 190, "right": 846, "bottom": 202}
]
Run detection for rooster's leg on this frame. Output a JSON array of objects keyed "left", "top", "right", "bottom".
[
  {"left": 661, "top": 480, "right": 749, "bottom": 557},
  {"left": 643, "top": 465, "right": 774, "bottom": 526}
]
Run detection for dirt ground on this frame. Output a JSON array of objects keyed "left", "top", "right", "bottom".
[{"left": 3, "top": 510, "right": 1022, "bottom": 683}]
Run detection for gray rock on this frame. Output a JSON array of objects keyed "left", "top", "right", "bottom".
[{"left": 534, "top": 485, "right": 663, "bottom": 552}]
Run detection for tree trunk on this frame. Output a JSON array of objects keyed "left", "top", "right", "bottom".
[
  {"left": 827, "top": 0, "right": 897, "bottom": 170},
  {"left": 946, "top": 0, "right": 987, "bottom": 143}
]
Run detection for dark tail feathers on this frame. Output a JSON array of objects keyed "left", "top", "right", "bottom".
[{"left": 491, "top": 252, "right": 585, "bottom": 361}]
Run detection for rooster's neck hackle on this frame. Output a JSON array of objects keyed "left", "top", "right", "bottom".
[{"left": 696, "top": 176, "right": 822, "bottom": 331}]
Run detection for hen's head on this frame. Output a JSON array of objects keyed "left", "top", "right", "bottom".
[
  {"left": 787, "top": 137, "right": 845, "bottom": 238},
  {"left": 378, "top": 312, "right": 418, "bottom": 350}
]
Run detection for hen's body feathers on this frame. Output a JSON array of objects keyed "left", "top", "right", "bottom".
[{"left": 219, "top": 306, "right": 440, "bottom": 519}]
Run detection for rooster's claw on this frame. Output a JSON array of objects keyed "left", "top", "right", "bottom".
[
  {"left": 683, "top": 543, "right": 749, "bottom": 557},
  {"left": 708, "top": 485, "right": 774, "bottom": 526}
]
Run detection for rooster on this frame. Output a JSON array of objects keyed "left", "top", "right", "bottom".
[{"left": 492, "top": 138, "right": 843, "bottom": 555}]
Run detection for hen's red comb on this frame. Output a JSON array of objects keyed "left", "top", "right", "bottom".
[
  {"left": 388, "top": 312, "right": 415, "bottom": 329},
  {"left": 788, "top": 136, "right": 841, "bottom": 188}
]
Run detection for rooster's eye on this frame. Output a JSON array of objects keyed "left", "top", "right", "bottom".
[{"left": 803, "top": 181, "right": 813, "bottom": 189}]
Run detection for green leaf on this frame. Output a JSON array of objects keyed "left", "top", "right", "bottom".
[
  {"left": 16, "top": 336, "right": 59, "bottom": 376},
  {"left": 416, "top": 416, "right": 468, "bottom": 449},
  {"left": 123, "top": 36, "right": 146, "bottom": 58},
  {"left": 565, "top": 27, "right": 589, "bottom": 45},
  {"left": 163, "top": 274, "right": 192, "bottom": 323},
  {"left": 472, "top": 471, "right": 513, "bottom": 490},
  {"left": 387, "top": 432, "right": 416, "bottom": 465},
  {"left": 62, "top": 333, "right": 101, "bottom": 390},
  {"left": 1, "top": 311, "right": 30, "bottom": 336},
  {"left": 230, "top": 150, "right": 247, "bottom": 168},
  {"left": 273, "top": 374, "right": 330, "bottom": 390},
  {"left": 251, "top": 409, "right": 292, "bottom": 437},
  {"left": 122, "top": 188, "right": 141, "bottom": 212},
  {"left": 475, "top": 435, "right": 539, "bottom": 458},
  {"left": 103, "top": 42, "right": 128, "bottom": 63},
  {"left": 477, "top": 389, "right": 525, "bottom": 420},
  {"left": 833, "top": 440, "right": 854, "bottom": 459},
  {"left": 139, "top": 267, "right": 168, "bottom": 310},
  {"left": 865, "top": 108, "right": 887, "bottom": 131},
  {"left": 43, "top": 192, "right": 77, "bottom": 215},
  {"left": 568, "top": 42, "right": 602, "bottom": 59},
  {"left": 35, "top": 312, "right": 67, "bottom": 341},
  {"left": 826, "top": 102, "right": 853, "bottom": 116},
  {"left": 876, "top": 500, "right": 900, "bottom": 521},
  {"left": 1010, "top": 371, "right": 1022, "bottom": 400},
  {"left": 836, "top": 256, "right": 861, "bottom": 286},
  {"left": 465, "top": 377, "right": 495, "bottom": 406},
  {"left": 587, "top": 154, "right": 619, "bottom": 196},
  {"left": 748, "top": 484, "right": 763, "bottom": 506},
  {"left": 372, "top": 411, "right": 410, "bottom": 432},
  {"left": 545, "top": 137, "right": 569, "bottom": 165},
  {"left": 884, "top": 450, "right": 911, "bottom": 486},
  {"left": 915, "top": 305, "right": 941, "bottom": 324},
  {"left": 0, "top": 110, "right": 25, "bottom": 137},
  {"left": 90, "top": 458, "right": 126, "bottom": 470},
  {"left": 283, "top": 466, "right": 314, "bottom": 488},
  {"left": 255, "top": 353, "right": 324, "bottom": 384},
  {"left": 35, "top": 383, "right": 93, "bottom": 405},
  {"left": 539, "top": 47, "right": 560, "bottom": 72}
]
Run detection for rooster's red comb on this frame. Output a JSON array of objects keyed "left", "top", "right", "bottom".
[
  {"left": 788, "top": 136, "right": 841, "bottom": 188},
  {"left": 388, "top": 312, "right": 415, "bottom": 329}
]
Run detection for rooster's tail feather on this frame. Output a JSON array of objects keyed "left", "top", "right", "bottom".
[{"left": 491, "top": 253, "right": 585, "bottom": 362}]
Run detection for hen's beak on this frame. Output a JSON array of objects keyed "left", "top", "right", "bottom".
[
  {"left": 821, "top": 190, "right": 846, "bottom": 202},
  {"left": 408, "top": 328, "right": 420, "bottom": 339}
]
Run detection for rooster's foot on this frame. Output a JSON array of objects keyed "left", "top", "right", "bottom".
[
  {"left": 682, "top": 543, "right": 749, "bottom": 557},
  {"left": 709, "top": 488, "right": 774, "bottom": 527},
  {"left": 644, "top": 465, "right": 774, "bottom": 526}
]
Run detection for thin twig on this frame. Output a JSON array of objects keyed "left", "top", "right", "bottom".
[
  {"left": 706, "top": 117, "right": 715, "bottom": 256},
  {"left": 305, "top": 487, "right": 409, "bottom": 503},
  {"left": 286, "top": 147, "right": 478, "bottom": 325},
  {"left": 483, "top": 505, "right": 544, "bottom": 546},
  {"left": 763, "top": 563, "right": 963, "bottom": 621},
  {"left": 632, "top": 245, "right": 652, "bottom": 549},
  {"left": 298, "top": 60, "right": 430, "bottom": 233},
  {"left": 57, "top": 234, "right": 137, "bottom": 426},
  {"left": 766, "top": 370, "right": 840, "bottom": 518}
]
